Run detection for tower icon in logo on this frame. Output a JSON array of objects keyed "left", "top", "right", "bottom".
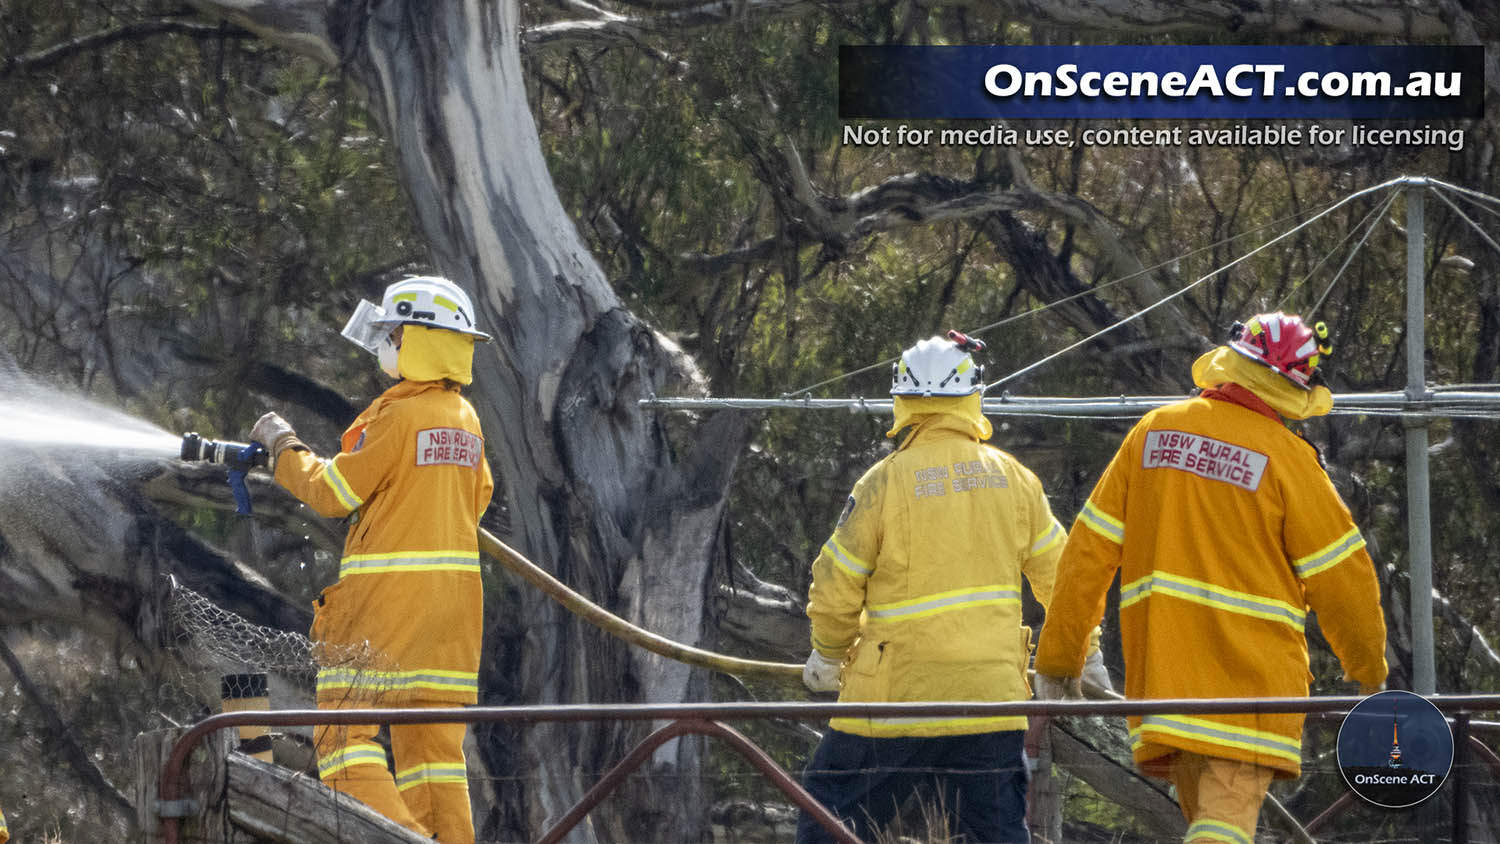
[
  {"left": 1338, "top": 690, "right": 1451, "bottom": 808},
  {"left": 1386, "top": 698, "right": 1403, "bottom": 769}
]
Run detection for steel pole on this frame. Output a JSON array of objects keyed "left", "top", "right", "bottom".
[{"left": 1405, "top": 180, "right": 1437, "bottom": 695}]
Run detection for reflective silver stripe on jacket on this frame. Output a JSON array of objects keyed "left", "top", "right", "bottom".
[
  {"left": 1119, "top": 572, "right": 1305, "bottom": 632},
  {"left": 1293, "top": 527, "right": 1365, "bottom": 579},
  {"left": 867, "top": 585, "right": 1021, "bottom": 622}
]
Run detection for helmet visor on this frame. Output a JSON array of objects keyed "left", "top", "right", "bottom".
[{"left": 340, "top": 299, "right": 394, "bottom": 354}]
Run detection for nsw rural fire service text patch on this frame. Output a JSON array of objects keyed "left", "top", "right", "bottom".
[
  {"left": 1142, "top": 429, "right": 1268, "bottom": 492},
  {"left": 416, "top": 427, "right": 483, "bottom": 469}
]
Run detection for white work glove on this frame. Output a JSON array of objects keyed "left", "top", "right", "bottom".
[
  {"left": 1034, "top": 673, "right": 1082, "bottom": 701},
  {"left": 250, "top": 412, "right": 300, "bottom": 461},
  {"left": 1081, "top": 646, "right": 1113, "bottom": 694},
  {"left": 802, "top": 651, "right": 842, "bottom": 693},
  {"left": 1345, "top": 672, "right": 1387, "bottom": 697}
]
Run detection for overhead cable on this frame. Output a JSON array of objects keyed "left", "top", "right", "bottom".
[
  {"left": 1277, "top": 189, "right": 1395, "bottom": 315},
  {"left": 1427, "top": 183, "right": 1500, "bottom": 259},
  {"left": 982, "top": 176, "right": 1409, "bottom": 392},
  {"left": 1307, "top": 188, "right": 1402, "bottom": 318},
  {"left": 780, "top": 188, "right": 1376, "bottom": 399}
]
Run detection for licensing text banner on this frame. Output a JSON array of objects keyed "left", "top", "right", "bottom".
[{"left": 838, "top": 45, "right": 1484, "bottom": 119}]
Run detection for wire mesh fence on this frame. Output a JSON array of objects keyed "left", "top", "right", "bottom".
[
  {"left": 144, "top": 739, "right": 1500, "bottom": 843},
  {"left": 148, "top": 702, "right": 1500, "bottom": 844},
  {"left": 136, "top": 577, "right": 1500, "bottom": 844}
]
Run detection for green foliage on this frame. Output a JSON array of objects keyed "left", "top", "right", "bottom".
[
  {"left": 0, "top": 0, "right": 416, "bottom": 440},
  {"left": 4, "top": 1, "right": 1500, "bottom": 840}
]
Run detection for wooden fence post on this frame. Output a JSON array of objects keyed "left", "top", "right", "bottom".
[{"left": 135, "top": 727, "right": 233, "bottom": 844}]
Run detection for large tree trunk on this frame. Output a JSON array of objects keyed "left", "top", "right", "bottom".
[
  {"left": 6, "top": 0, "right": 1488, "bottom": 838},
  {"left": 345, "top": 4, "right": 743, "bottom": 839},
  {"left": 187, "top": 1, "right": 747, "bottom": 839}
]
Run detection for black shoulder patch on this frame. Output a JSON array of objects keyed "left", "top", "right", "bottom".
[{"left": 837, "top": 495, "right": 856, "bottom": 527}]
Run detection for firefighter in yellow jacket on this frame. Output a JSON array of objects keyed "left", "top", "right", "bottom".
[
  {"left": 251, "top": 276, "right": 494, "bottom": 844},
  {"left": 1034, "top": 312, "right": 1387, "bottom": 844},
  {"left": 1, "top": 801, "right": 8, "bottom": 844},
  {"left": 796, "top": 332, "right": 1067, "bottom": 844}
]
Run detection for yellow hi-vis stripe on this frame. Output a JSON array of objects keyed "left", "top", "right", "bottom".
[
  {"left": 1293, "top": 527, "right": 1365, "bottom": 579},
  {"left": 1185, "top": 819, "right": 1252, "bottom": 844},
  {"left": 318, "top": 742, "right": 389, "bottom": 778},
  {"left": 1077, "top": 500, "right": 1124, "bottom": 544},
  {"left": 317, "top": 668, "right": 479, "bottom": 695},
  {"left": 1030, "top": 519, "right": 1065, "bottom": 556},
  {"left": 830, "top": 714, "right": 1029, "bottom": 735},
  {"left": 395, "top": 762, "right": 469, "bottom": 791},
  {"left": 321, "top": 459, "right": 363, "bottom": 511},
  {"left": 1130, "top": 714, "right": 1302, "bottom": 765},
  {"left": 1119, "top": 572, "right": 1305, "bottom": 631},
  {"left": 823, "top": 537, "right": 873, "bottom": 578},
  {"left": 339, "top": 550, "right": 480, "bottom": 577},
  {"left": 866, "top": 585, "right": 1020, "bottom": 622}
]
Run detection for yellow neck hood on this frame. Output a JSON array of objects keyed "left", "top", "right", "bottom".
[
  {"left": 1192, "top": 345, "right": 1332, "bottom": 420},
  {"left": 398, "top": 324, "right": 476, "bottom": 385},
  {"left": 887, "top": 393, "right": 993, "bottom": 440}
]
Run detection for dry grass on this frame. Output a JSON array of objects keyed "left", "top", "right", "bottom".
[{"left": 870, "top": 788, "right": 959, "bottom": 844}]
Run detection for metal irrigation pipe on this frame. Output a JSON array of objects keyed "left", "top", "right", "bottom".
[
  {"left": 159, "top": 695, "right": 1500, "bottom": 844},
  {"left": 637, "top": 391, "right": 1500, "bottom": 417}
]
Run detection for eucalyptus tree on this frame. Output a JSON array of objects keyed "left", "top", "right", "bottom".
[{"left": 2, "top": 0, "right": 1498, "bottom": 841}]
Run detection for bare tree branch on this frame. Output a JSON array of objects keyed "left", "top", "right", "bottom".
[
  {"left": 989, "top": 0, "right": 1449, "bottom": 37},
  {"left": 525, "top": 0, "right": 828, "bottom": 48},
  {"left": 2, "top": 20, "right": 253, "bottom": 77},
  {"left": 526, "top": 0, "right": 1458, "bottom": 49}
]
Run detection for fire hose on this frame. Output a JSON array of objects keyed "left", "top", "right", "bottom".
[
  {"left": 172, "top": 434, "right": 1318, "bottom": 840},
  {"left": 476, "top": 527, "right": 804, "bottom": 678},
  {"left": 180, "top": 432, "right": 804, "bottom": 678},
  {"left": 178, "top": 432, "right": 1131, "bottom": 692}
]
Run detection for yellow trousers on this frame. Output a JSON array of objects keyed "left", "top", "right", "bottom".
[
  {"left": 315, "top": 700, "right": 475, "bottom": 844},
  {"left": 1169, "top": 751, "right": 1275, "bottom": 844}
]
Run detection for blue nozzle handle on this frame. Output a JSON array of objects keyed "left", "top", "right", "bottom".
[{"left": 227, "top": 441, "right": 269, "bottom": 515}]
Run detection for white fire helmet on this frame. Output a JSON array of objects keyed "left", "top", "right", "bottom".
[
  {"left": 341, "top": 276, "right": 491, "bottom": 356},
  {"left": 890, "top": 331, "right": 986, "bottom": 397}
]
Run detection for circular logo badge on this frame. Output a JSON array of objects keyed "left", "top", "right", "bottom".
[{"left": 1336, "top": 690, "right": 1453, "bottom": 808}]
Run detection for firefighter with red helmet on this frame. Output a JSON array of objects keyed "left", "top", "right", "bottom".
[{"left": 1035, "top": 312, "right": 1387, "bottom": 844}]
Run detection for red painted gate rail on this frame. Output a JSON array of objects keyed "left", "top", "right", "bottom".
[{"left": 158, "top": 695, "right": 1500, "bottom": 844}]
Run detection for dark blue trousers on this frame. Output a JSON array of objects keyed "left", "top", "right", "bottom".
[{"left": 795, "top": 728, "right": 1030, "bottom": 843}]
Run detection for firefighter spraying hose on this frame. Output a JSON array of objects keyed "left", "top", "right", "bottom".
[
  {"left": 171, "top": 278, "right": 814, "bottom": 841},
  {"left": 177, "top": 432, "right": 804, "bottom": 679},
  {"left": 170, "top": 311, "right": 1120, "bottom": 842},
  {"left": 172, "top": 331, "right": 1126, "bottom": 689}
]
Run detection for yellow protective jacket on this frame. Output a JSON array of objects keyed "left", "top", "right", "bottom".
[
  {"left": 1, "top": 803, "right": 7, "bottom": 844},
  {"left": 276, "top": 379, "right": 494, "bottom": 705},
  {"left": 807, "top": 406, "right": 1066, "bottom": 738},
  {"left": 1035, "top": 385, "right": 1387, "bottom": 778}
]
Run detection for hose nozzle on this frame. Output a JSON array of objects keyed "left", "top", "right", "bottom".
[
  {"left": 180, "top": 432, "right": 269, "bottom": 472},
  {"left": 180, "top": 432, "right": 269, "bottom": 516}
]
